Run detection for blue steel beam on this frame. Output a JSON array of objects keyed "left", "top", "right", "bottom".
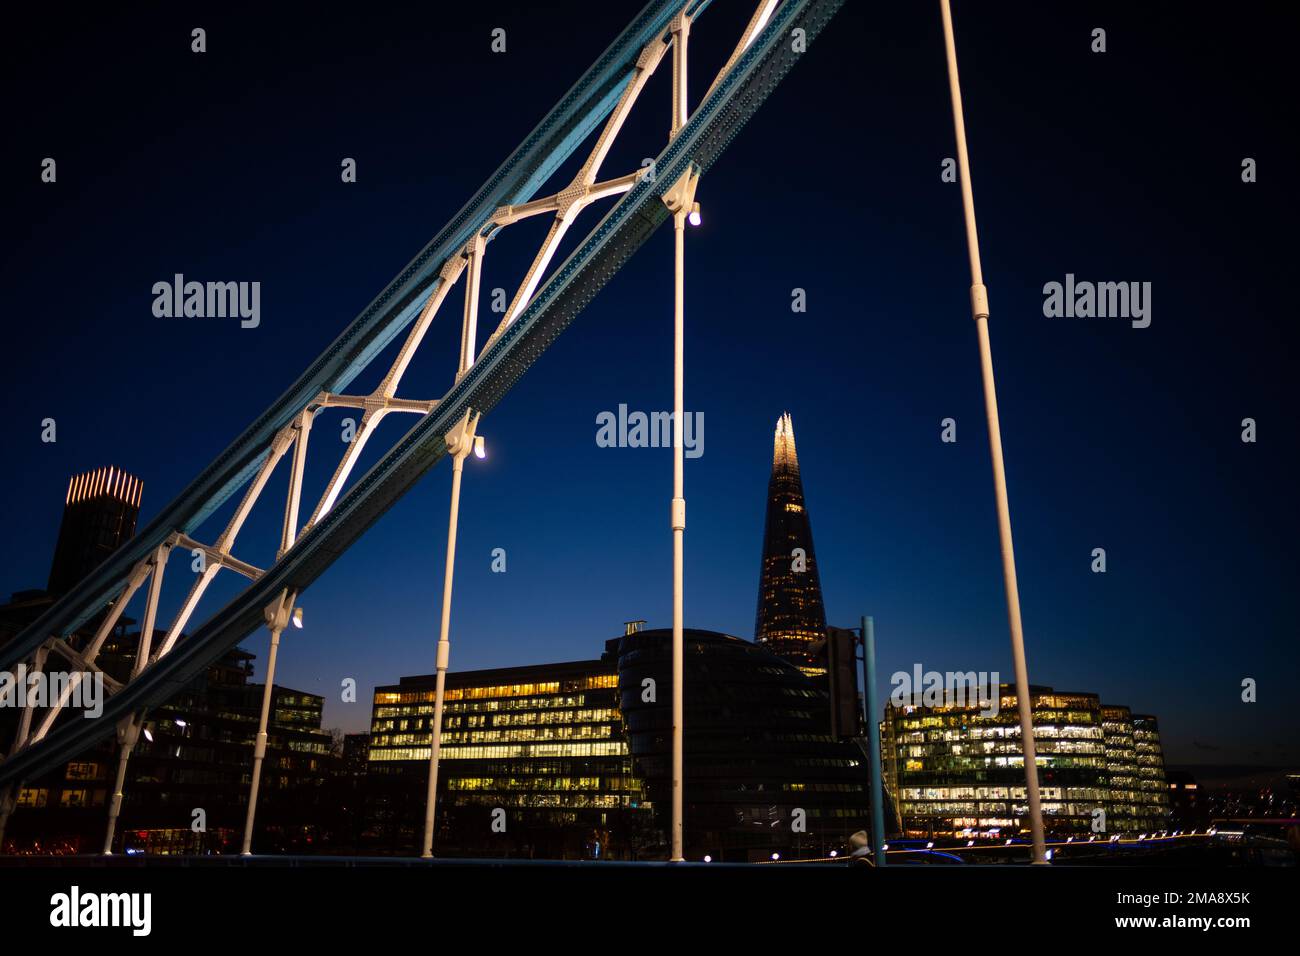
[
  {"left": 1, "top": 0, "right": 688, "bottom": 668},
  {"left": 0, "top": 0, "right": 844, "bottom": 787}
]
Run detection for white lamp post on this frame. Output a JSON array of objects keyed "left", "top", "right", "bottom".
[
  {"left": 661, "top": 164, "right": 701, "bottom": 863},
  {"left": 241, "top": 587, "right": 298, "bottom": 856},
  {"left": 420, "top": 410, "right": 482, "bottom": 858}
]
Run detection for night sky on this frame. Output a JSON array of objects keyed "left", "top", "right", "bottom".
[{"left": 2, "top": 1, "right": 1295, "bottom": 766}]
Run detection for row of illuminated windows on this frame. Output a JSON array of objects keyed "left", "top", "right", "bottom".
[
  {"left": 370, "top": 741, "right": 629, "bottom": 762},
  {"left": 444, "top": 725, "right": 616, "bottom": 744},
  {"left": 906, "top": 741, "right": 1107, "bottom": 758},
  {"left": 374, "top": 683, "right": 557, "bottom": 704},
  {"left": 457, "top": 708, "right": 619, "bottom": 728},
  {"left": 449, "top": 792, "right": 632, "bottom": 809},
  {"left": 902, "top": 802, "right": 1113, "bottom": 816},
  {"left": 369, "top": 711, "right": 616, "bottom": 734},
  {"left": 900, "top": 743, "right": 1107, "bottom": 760},
  {"left": 895, "top": 718, "right": 1102, "bottom": 737},
  {"left": 901, "top": 726, "right": 1106, "bottom": 742},
  {"left": 388, "top": 759, "right": 638, "bottom": 778},
  {"left": 898, "top": 737, "right": 1150, "bottom": 757},
  {"left": 372, "top": 694, "right": 594, "bottom": 722},
  {"left": 16, "top": 787, "right": 106, "bottom": 809},
  {"left": 274, "top": 697, "right": 319, "bottom": 710},
  {"left": 372, "top": 674, "right": 618, "bottom": 707},
  {"left": 896, "top": 708, "right": 1100, "bottom": 727},
  {"left": 286, "top": 740, "right": 329, "bottom": 753},
  {"left": 900, "top": 814, "right": 1162, "bottom": 834},
  {"left": 910, "top": 817, "right": 1018, "bottom": 830},
  {"left": 374, "top": 724, "right": 618, "bottom": 747},
  {"left": 447, "top": 694, "right": 600, "bottom": 713},
  {"left": 900, "top": 790, "right": 1171, "bottom": 810},
  {"left": 899, "top": 702, "right": 1102, "bottom": 723},
  {"left": 900, "top": 755, "right": 1108, "bottom": 772},
  {"left": 904, "top": 790, "right": 1107, "bottom": 806},
  {"left": 447, "top": 780, "right": 603, "bottom": 790},
  {"left": 781, "top": 782, "right": 863, "bottom": 793}
]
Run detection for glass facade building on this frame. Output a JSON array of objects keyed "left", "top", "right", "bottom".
[
  {"left": 367, "top": 649, "right": 655, "bottom": 858},
  {"left": 1132, "top": 713, "right": 1171, "bottom": 829},
  {"left": 617, "top": 627, "right": 872, "bottom": 861},
  {"left": 365, "top": 626, "right": 873, "bottom": 860},
  {"left": 882, "top": 685, "right": 1171, "bottom": 838},
  {"left": 754, "top": 413, "right": 828, "bottom": 676}
]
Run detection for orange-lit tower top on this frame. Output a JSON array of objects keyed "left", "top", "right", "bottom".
[{"left": 47, "top": 466, "right": 143, "bottom": 596}]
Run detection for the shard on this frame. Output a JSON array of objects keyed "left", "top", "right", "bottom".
[{"left": 754, "top": 413, "right": 828, "bottom": 676}]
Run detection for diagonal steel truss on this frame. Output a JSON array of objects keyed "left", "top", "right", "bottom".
[{"left": 0, "top": 0, "right": 844, "bottom": 802}]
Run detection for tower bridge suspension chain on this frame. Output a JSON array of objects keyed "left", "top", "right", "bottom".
[{"left": 0, "top": 0, "right": 845, "bottom": 795}]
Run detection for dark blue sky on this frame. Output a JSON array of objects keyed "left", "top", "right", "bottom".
[{"left": 2, "top": 1, "right": 1295, "bottom": 765}]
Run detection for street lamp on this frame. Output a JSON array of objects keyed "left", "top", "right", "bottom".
[
  {"left": 421, "top": 410, "right": 483, "bottom": 858},
  {"left": 660, "top": 164, "right": 701, "bottom": 864},
  {"left": 241, "top": 587, "right": 299, "bottom": 856}
]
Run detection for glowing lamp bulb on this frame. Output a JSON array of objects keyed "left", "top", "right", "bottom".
[
  {"left": 687, "top": 204, "right": 701, "bottom": 227},
  {"left": 473, "top": 435, "right": 486, "bottom": 459},
  {"left": 292, "top": 607, "right": 304, "bottom": 629}
]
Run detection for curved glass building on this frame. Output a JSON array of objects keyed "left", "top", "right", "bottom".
[{"left": 616, "top": 627, "right": 871, "bottom": 861}]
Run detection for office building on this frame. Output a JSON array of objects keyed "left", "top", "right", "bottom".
[
  {"left": 882, "top": 684, "right": 1171, "bottom": 838},
  {"left": 367, "top": 638, "right": 652, "bottom": 858},
  {"left": 617, "top": 626, "right": 872, "bottom": 860},
  {"left": 367, "top": 624, "right": 873, "bottom": 860},
  {"left": 5, "top": 642, "right": 334, "bottom": 855},
  {"left": 47, "top": 465, "right": 142, "bottom": 597},
  {"left": 0, "top": 467, "right": 142, "bottom": 649}
]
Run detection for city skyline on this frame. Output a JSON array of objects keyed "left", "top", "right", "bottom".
[
  {"left": 1, "top": 0, "right": 1294, "bottom": 777},
  {"left": 3, "top": 2, "right": 1295, "bottom": 942}
]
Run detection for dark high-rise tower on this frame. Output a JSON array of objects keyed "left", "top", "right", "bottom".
[
  {"left": 754, "top": 413, "right": 827, "bottom": 676},
  {"left": 47, "top": 465, "right": 142, "bottom": 596}
]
